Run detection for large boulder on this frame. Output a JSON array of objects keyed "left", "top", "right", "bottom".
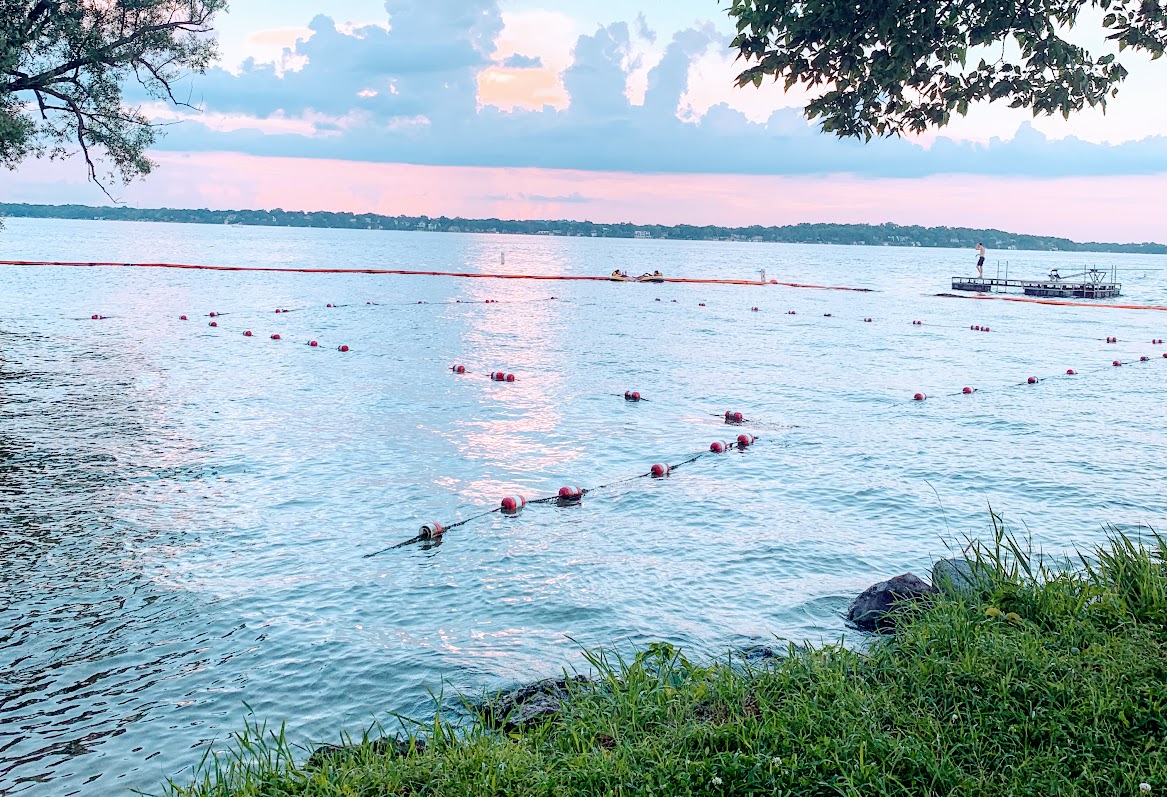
[
  {"left": 847, "top": 572, "right": 937, "bottom": 632},
  {"left": 481, "top": 675, "right": 590, "bottom": 733},
  {"left": 932, "top": 557, "right": 994, "bottom": 597}
]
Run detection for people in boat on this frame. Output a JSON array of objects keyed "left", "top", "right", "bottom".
[
  {"left": 611, "top": 269, "right": 629, "bottom": 279},
  {"left": 636, "top": 270, "right": 663, "bottom": 281}
]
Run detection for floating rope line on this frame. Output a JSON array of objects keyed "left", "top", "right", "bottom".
[
  {"left": 0, "top": 260, "right": 876, "bottom": 292},
  {"left": 362, "top": 448, "right": 744, "bottom": 556},
  {"left": 935, "top": 292, "right": 1167, "bottom": 313},
  {"left": 904, "top": 354, "right": 1165, "bottom": 405}
]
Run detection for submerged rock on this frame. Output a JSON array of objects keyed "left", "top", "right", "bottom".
[
  {"left": 932, "top": 557, "right": 994, "bottom": 596},
  {"left": 847, "top": 572, "right": 937, "bottom": 632},
  {"left": 306, "top": 736, "right": 426, "bottom": 769},
  {"left": 481, "top": 675, "right": 590, "bottom": 732},
  {"left": 740, "top": 645, "right": 782, "bottom": 664}
]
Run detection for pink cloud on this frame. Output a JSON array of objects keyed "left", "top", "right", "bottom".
[{"left": 7, "top": 151, "right": 1166, "bottom": 242}]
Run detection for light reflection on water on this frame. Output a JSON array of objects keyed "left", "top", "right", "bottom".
[{"left": 0, "top": 218, "right": 1165, "bottom": 794}]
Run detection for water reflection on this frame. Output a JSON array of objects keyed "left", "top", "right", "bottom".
[{"left": 0, "top": 220, "right": 1165, "bottom": 795}]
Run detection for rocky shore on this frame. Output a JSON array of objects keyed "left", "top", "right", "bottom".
[{"left": 179, "top": 535, "right": 1167, "bottom": 796}]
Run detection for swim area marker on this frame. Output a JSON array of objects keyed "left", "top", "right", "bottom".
[
  {"left": 362, "top": 450, "right": 723, "bottom": 556},
  {"left": 0, "top": 260, "right": 870, "bottom": 292},
  {"left": 937, "top": 292, "right": 1167, "bottom": 313}
]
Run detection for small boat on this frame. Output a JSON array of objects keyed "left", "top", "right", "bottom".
[
  {"left": 636, "top": 272, "right": 664, "bottom": 283},
  {"left": 610, "top": 271, "right": 631, "bottom": 282}
]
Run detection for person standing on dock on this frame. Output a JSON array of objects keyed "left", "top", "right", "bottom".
[{"left": 975, "top": 242, "right": 986, "bottom": 279}]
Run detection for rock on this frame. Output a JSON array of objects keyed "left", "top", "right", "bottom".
[
  {"left": 306, "top": 736, "right": 425, "bottom": 769},
  {"left": 481, "top": 675, "right": 590, "bottom": 732},
  {"left": 740, "top": 645, "right": 781, "bottom": 664},
  {"left": 932, "top": 557, "right": 993, "bottom": 596},
  {"left": 846, "top": 572, "right": 937, "bottom": 632}
]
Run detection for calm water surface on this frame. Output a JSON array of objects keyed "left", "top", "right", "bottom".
[{"left": 1, "top": 218, "right": 1165, "bottom": 795}]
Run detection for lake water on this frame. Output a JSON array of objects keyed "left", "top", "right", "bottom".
[{"left": 1, "top": 218, "right": 1165, "bottom": 795}]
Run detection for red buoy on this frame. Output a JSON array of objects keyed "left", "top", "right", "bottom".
[
  {"left": 650, "top": 463, "right": 670, "bottom": 478},
  {"left": 983, "top": 327, "right": 990, "bottom": 332},
  {"left": 500, "top": 495, "right": 527, "bottom": 514},
  {"left": 1113, "top": 360, "right": 1122, "bottom": 367},
  {"left": 506, "top": 373, "right": 516, "bottom": 382},
  {"left": 725, "top": 411, "right": 744, "bottom": 424},
  {"left": 913, "top": 392, "right": 926, "bottom": 401},
  {"left": 91, "top": 314, "right": 99, "bottom": 320},
  {"left": 1066, "top": 369, "right": 1076, "bottom": 375},
  {"left": 309, "top": 340, "right": 319, "bottom": 347},
  {"left": 1141, "top": 356, "right": 1150, "bottom": 362},
  {"left": 451, "top": 365, "right": 466, "bottom": 374},
  {"left": 787, "top": 311, "right": 796, "bottom": 315},
  {"left": 209, "top": 312, "right": 218, "bottom": 318},
  {"left": 1154, "top": 339, "right": 1163, "bottom": 344},
  {"left": 243, "top": 330, "right": 253, "bottom": 337},
  {"left": 557, "top": 486, "right": 583, "bottom": 503},
  {"left": 699, "top": 303, "right": 706, "bottom": 307},
  {"left": 270, "top": 333, "right": 280, "bottom": 340},
  {"left": 737, "top": 434, "right": 756, "bottom": 448},
  {"left": 1027, "top": 376, "right": 1038, "bottom": 384},
  {"left": 751, "top": 307, "right": 759, "bottom": 312},
  {"left": 1163, "top": 353, "right": 1167, "bottom": 359},
  {"left": 624, "top": 391, "right": 641, "bottom": 401},
  {"left": 180, "top": 315, "right": 188, "bottom": 321},
  {"left": 865, "top": 317, "right": 873, "bottom": 323},
  {"left": 209, "top": 321, "right": 218, "bottom": 327},
  {"left": 824, "top": 313, "right": 833, "bottom": 317},
  {"left": 710, "top": 441, "right": 727, "bottom": 453},
  {"left": 419, "top": 521, "right": 445, "bottom": 541},
  {"left": 338, "top": 345, "right": 350, "bottom": 352},
  {"left": 962, "top": 387, "right": 974, "bottom": 394},
  {"left": 327, "top": 303, "right": 334, "bottom": 308}
]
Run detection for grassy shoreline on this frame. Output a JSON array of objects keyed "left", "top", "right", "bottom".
[{"left": 170, "top": 530, "right": 1167, "bottom": 796}]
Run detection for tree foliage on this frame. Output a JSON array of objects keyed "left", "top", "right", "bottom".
[
  {"left": 1, "top": 0, "right": 226, "bottom": 192},
  {"left": 729, "top": 0, "right": 1167, "bottom": 139}
]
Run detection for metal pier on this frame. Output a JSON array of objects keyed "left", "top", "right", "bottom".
[{"left": 951, "top": 267, "right": 1121, "bottom": 299}]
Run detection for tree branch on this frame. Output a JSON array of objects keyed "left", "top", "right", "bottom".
[{"left": 6, "top": 14, "right": 215, "bottom": 94}]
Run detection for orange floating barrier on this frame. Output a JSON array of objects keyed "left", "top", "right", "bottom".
[{"left": 0, "top": 260, "right": 874, "bottom": 292}]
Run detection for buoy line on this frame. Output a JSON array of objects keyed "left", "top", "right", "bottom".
[
  {"left": 1, "top": 260, "right": 883, "bottom": 292},
  {"left": 362, "top": 444, "right": 756, "bottom": 556},
  {"left": 935, "top": 292, "right": 1167, "bottom": 313}
]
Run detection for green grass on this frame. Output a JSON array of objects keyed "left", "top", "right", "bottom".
[{"left": 167, "top": 524, "right": 1167, "bottom": 796}]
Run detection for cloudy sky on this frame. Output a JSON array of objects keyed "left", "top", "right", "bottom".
[{"left": 8, "top": 0, "right": 1167, "bottom": 240}]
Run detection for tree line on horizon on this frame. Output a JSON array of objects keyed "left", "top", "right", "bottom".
[{"left": 1, "top": 203, "right": 1164, "bottom": 255}]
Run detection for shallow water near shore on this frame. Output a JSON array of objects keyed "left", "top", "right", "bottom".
[{"left": 1, "top": 218, "right": 1165, "bottom": 795}]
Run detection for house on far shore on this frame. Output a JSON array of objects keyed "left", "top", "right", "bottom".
[{"left": 634, "top": 230, "right": 651, "bottom": 238}]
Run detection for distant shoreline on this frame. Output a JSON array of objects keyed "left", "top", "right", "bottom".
[{"left": 2, "top": 203, "right": 1164, "bottom": 255}]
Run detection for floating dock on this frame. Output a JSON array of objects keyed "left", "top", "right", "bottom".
[{"left": 952, "top": 268, "right": 1121, "bottom": 299}]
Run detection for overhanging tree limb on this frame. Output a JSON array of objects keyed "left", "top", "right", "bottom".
[
  {"left": 728, "top": 0, "right": 1166, "bottom": 139},
  {"left": 1, "top": 0, "right": 226, "bottom": 192}
]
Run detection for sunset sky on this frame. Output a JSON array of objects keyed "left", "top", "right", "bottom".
[{"left": 7, "top": 0, "right": 1167, "bottom": 241}]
